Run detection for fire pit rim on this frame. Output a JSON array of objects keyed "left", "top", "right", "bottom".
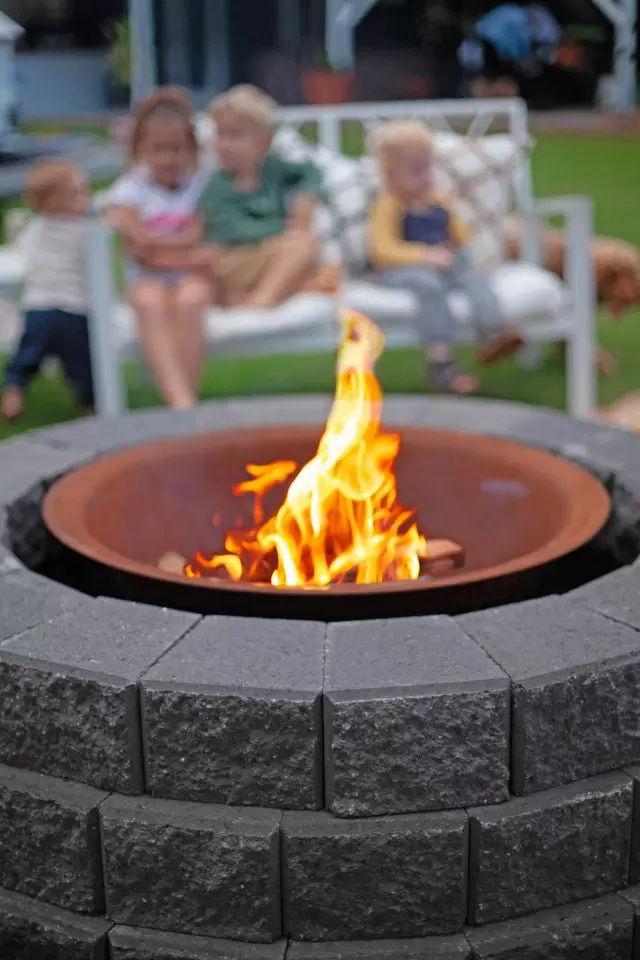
[{"left": 42, "top": 424, "right": 611, "bottom": 600}]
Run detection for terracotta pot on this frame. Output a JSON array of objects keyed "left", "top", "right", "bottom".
[
  {"left": 402, "top": 75, "right": 432, "bottom": 100},
  {"left": 301, "top": 69, "right": 355, "bottom": 105},
  {"left": 555, "top": 42, "right": 586, "bottom": 69}
]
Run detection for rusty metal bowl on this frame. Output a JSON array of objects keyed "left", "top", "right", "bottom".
[{"left": 43, "top": 426, "right": 611, "bottom": 621}]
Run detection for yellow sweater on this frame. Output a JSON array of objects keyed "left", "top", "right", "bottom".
[{"left": 368, "top": 191, "right": 471, "bottom": 270}]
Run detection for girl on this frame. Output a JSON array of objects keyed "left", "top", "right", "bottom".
[{"left": 106, "top": 87, "right": 211, "bottom": 409}]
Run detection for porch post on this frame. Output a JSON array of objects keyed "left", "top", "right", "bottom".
[
  {"left": 590, "top": 0, "right": 637, "bottom": 115},
  {"left": 278, "top": 0, "right": 301, "bottom": 50},
  {"left": 325, "top": 0, "right": 377, "bottom": 70},
  {"left": 129, "top": 0, "right": 157, "bottom": 105}
]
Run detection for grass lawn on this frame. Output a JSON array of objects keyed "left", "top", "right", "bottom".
[{"left": 1, "top": 131, "right": 640, "bottom": 440}]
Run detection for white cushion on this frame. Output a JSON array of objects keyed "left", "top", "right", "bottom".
[{"left": 342, "top": 262, "right": 566, "bottom": 327}]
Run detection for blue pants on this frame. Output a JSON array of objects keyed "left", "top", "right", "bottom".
[
  {"left": 377, "top": 264, "right": 504, "bottom": 348},
  {"left": 4, "top": 309, "right": 94, "bottom": 408}
]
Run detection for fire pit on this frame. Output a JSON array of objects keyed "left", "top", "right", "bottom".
[{"left": 43, "top": 310, "right": 609, "bottom": 621}]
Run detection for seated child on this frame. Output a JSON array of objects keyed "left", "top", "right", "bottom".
[
  {"left": 106, "top": 87, "right": 211, "bottom": 409},
  {"left": 198, "top": 85, "right": 321, "bottom": 309},
  {"left": 1, "top": 160, "right": 94, "bottom": 422},
  {"left": 368, "top": 120, "right": 523, "bottom": 394}
]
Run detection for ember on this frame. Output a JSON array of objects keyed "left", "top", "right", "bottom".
[{"left": 186, "top": 309, "right": 462, "bottom": 588}]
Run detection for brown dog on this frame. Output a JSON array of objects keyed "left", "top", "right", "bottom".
[{"left": 504, "top": 217, "right": 640, "bottom": 375}]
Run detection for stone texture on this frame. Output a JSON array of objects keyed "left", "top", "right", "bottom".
[
  {"left": 569, "top": 566, "right": 640, "bottom": 632},
  {"left": 100, "top": 794, "right": 281, "bottom": 942},
  {"left": 467, "top": 894, "right": 633, "bottom": 960},
  {"left": 0, "top": 437, "right": 91, "bottom": 566},
  {"left": 617, "top": 887, "right": 640, "bottom": 959},
  {"left": 282, "top": 809, "right": 468, "bottom": 940},
  {"left": 108, "top": 926, "right": 286, "bottom": 959},
  {"left": 467, "top": 773, "right": 633, "bottom": 926},
  {"left": 458, "top": 596, "right": 640, "bottom": 793},
  {"left": 0, "top": 597, "right": 198, "bottom": 793},
  {"left": 0, "top": 538, "right": 23, "bottom": 576},
  {"left": 141, "top": 616, "right": 324, "bottom": 809},
  {"left": 286, "top": 937, "right": 470, "bottom": 958},
  {"left": 0, "top": 887, "right": 110, "bottom": 960},
  {"left": 0, "top": 570, "right": 85, "bottom": 645},
  {"left": 624, "top": 767, "right": 640, "bottom": 884},
  {"left": 0, "top": 763, "right": 106, "bottom": 913},
  {"left": 324, "top": 616, "right": 509, "bottom": 817}
]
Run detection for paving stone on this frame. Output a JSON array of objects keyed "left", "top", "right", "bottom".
[
  {"left": 458, "top": 596, "right": 640, "bottom": 793},
  {"left": 108, "top": 926, "right": 287, "bottom": 959},
  {"left": 282, "top": 809, "right": 468, "bottom": 940},
  {"left": 0, "top": 763, "right": 106, "bottom": 913},
  {"left": 101, "top": 794, "right": 281, "bottom": 942},
  {"left": 324, "top": 616, "right": 509, "bottom": 817},
  {"left": 0, "top": 887, "right": 111, "bottom": 960},
  {"left": 0, "top": 538, "right": 24, "bottom": 576},
  {"left": 467, "top": 773, "right": 633, "bottom": 926},
  {"left": 467, "top": 894, "right": 633, "bottom": 960},
  {"left": 380, "top": 395, "right": 539, "bottom": 435},
  {"left": 569, "top": 566, "right": 640, "bottom": 632},
  {"left": 222, "top": 395, "right": 332, "bottom": 427},
  {"left": 0, "top": 597, "right": 198, "bottom": 793},
  {"left": 0, "top": 570, "right": 86, "bottom": 645},
  {"left": 141, "top": 616, "right": 324, "bottom": 809},
  {"left": 286, "top": 936, "right": 470, "bottom": 958},
  {"left": 0, "top": 438, "right": 91, "bottom": 567}
]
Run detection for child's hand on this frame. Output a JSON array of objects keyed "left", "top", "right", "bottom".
[
  {"left": 188, "top": 247, "right": 217, "bottom": 269},
  {"left": 425, "top": 246, "right": 454, "bottom": 270}
]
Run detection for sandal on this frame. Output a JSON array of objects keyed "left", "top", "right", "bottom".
[{"left": 429, "top": 358, "right": 478, "bottom": 395}]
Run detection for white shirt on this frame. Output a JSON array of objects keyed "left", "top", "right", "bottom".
[
  {"left": 105, "top": 166, "right": 210, "bottom": 236},
  {"left": 17, "top": 216, "right": 89, "bottom": 314}
]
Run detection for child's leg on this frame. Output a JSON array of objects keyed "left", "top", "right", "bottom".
[
  {"left": 450, "top": 266, "right": 523, "bottom": 364},
  {"left": 1, "top": 311, "right": 51, "bottom": 420},
  {"left": 172, "top": 275, "right": 211, "bottom": 395},
  {"left": 243, "top": 232, "right": 318, "bottom": 309},
  {"left": 130, "top": 280, "right": 197, "bottom": 409},
  {"left": 51, "top": 310, "right": 95, "bottom": 414},
  {"left": 377, "top": 267, "right": 478, "bottom": 393}
]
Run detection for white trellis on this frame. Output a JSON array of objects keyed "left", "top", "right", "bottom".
[{"left": 325, "top": 0, "right": 637, "bottom": 115}]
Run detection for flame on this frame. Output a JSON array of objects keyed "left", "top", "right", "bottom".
[{"left": 186, "top": 309, "right": 460, "bottom": 588}]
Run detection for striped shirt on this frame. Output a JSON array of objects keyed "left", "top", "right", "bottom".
[{"left": 17, "top": 215, "right": 88, "bottom": 314}]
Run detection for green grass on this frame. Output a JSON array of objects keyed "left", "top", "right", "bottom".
[{"left": 1, "top": 131, "right": 640, "bottom": 440}]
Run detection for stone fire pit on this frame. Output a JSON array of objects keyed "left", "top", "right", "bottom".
[{"left": 2, "top": 395, "right": 640, "bottom": 960}]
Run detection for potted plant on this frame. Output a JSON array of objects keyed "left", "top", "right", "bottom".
[
  {"left": 104, "top": 16, "right": 131, "bottom": 108},
  {"left": 301, "top": 52, "right": 355, "bottom": 105}
]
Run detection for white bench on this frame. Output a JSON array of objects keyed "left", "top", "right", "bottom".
[{"left": 6, "top": 98, "right": 598, "bottom": 420}]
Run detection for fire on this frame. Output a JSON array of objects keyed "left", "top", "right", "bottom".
[{"left": 186, "top": 309, "right": 461, "bottom": 588}]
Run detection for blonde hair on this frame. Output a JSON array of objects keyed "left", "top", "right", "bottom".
[
  {"left": 369, "top": 120, "right": 434, "bottom": 182},
  {"left": 129, "top": 86, "right": 198, "bottom": 167},
  {"left": 25, "top": 160, "right": 81, "bottom": 212},
  {"left": 210, "top": 84, "right": 277, "bottom": 131}
]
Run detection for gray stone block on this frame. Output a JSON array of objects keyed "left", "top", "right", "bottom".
[
  {"left": 0, "top": 763, "right": 106, "bottom": 913},
  {"left": 569, "top": 566, "right": 640, "bottom": 632},
  {"left": 324, "top": 616, "right": 509, "bottom": 817},
  {"left": 286, "top": 936, "right": 470, "bottom": 959},
  {"left": 0, "top": 539, "right": 23, "bottom": 576},
  {"left": 101, "top": 794, "right": 281, "bottom": 942},
  {"left": 458, "top": 596, "right": 640, "bottom": 793},
  {"left": 0, "top": 597, "right": 198, "bottom": 793},
  {"left": 282, "top": 809, "right": 468, "bottom": 940},
  {"left": 467, "top": 894, "right": 633, "bottom": 960},
  {"left": 467, "top": 773, "right": 633, "bottom": 926},
  {"left": 0, "top": 438, "right": 91, "bottom": 567},
  {"left": 617, "top": 887, "right": 640, "bottom": 960},
  {"left": 0, "top": 570, "right": 85, "bottom": 645},
  {"left": 141, "top": 616, "right": 324, "bottom": 809},
  {"left": 0, "top": 886, "right": 110, "bottom": 960},
  {"left": 222, "top": 395, "right": 332, "bottom": 427},
  {"left": 624, "top": 767, "right": 640, "bottom": 884},
  {"left": 380, "top": 395, "right": 537, "bottom": 436},
  {"left": 108, "top": 926, "right": 286, "bottom": 959}
]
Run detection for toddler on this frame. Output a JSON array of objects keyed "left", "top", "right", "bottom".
[
  {"left": 198, "top": 85, "right": 321, "bottom": 308},
  {"left": 1, "top": 160, "right": 94, "bottom": 422},
  {"left": 106, "top": 87, "right": 211, "bottom": 409},
  {"left": 369, "top": 120, "right": 522, "bottom": 394}
]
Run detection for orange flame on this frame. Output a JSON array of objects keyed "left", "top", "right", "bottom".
[{"left": 186, "top": 309, "right": 459, "bottom": 587}]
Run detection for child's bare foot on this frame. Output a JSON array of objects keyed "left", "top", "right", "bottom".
[
  {"left": 1, "top": 386, "right": 23, "bottom": 421},
  {"left": 428, "top": 358, "right": 478, "bottom": 394},
  {"left": 597, "top": 347, "right": 616, "bottom": 377},
  {"left": 475, "top": 327, "right": 524, "bottom": 365}
]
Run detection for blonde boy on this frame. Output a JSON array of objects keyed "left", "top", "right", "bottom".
[
  {"left": 369, "top": 120, "right": 522, "bottom": 394},
  {"left": 199, "top": 85, "right": 321, "bottom": 308}
]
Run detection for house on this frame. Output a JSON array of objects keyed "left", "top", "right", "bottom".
[{"left": 0, "top": 12, "right": 23, "bottom": 139}]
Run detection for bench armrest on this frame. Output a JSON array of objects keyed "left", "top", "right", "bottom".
[{"left": 532, "top": 195, "right": 595, "bottom": 329}]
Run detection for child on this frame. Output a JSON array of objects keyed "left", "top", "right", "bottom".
[
  {"left": 106, "top": 87, "right": 211, "bottom": 409},
  {"left": 369, "top": 120, "right": 523, "bottom": 394},
  {"left": 1, "top": 160, "right": 94, "bottom": 422},
  {"left": 198, "top": 85, "right": 321, "bottom": 309}
]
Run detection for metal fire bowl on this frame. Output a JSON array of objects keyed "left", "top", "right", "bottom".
[{"left": 43, "top": 426, "right": 611, "bottom": 621}]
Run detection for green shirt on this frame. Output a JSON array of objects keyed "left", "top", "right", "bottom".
[{"left": 198, "top": 153, "right": 322, "bottom": 246}]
